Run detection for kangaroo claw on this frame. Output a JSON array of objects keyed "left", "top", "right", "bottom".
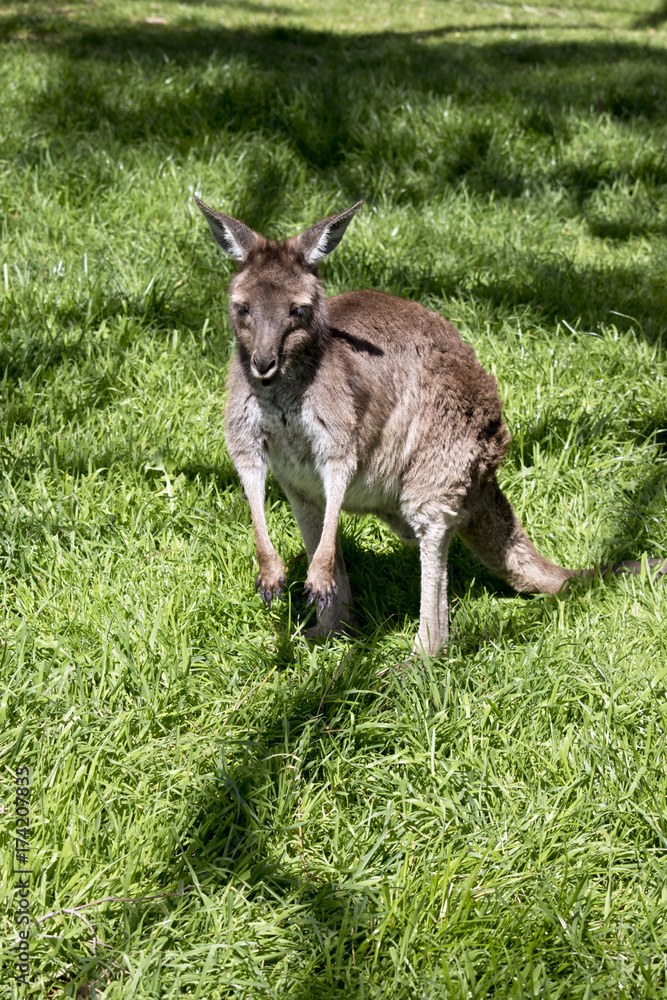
[
  {"left": 255, "top": 570, "right": 286, "bottom": 608},
  {"left": 304, "top": 578, "right": 338, "bottom": 615}
]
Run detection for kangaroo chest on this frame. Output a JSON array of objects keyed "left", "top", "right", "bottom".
[
  {"left": 255, "top": 392, "right": 404, "bottom": 522},
  {"left": 259, "top": 397, "right": 328, "bottom": 500}
]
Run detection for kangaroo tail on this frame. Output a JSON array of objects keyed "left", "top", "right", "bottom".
[
  {"left": 575, "top": 558, "right": 667, "bottom": 581},
  {"left": 460, "top": 477, "right": 667, "bottom": 593}
]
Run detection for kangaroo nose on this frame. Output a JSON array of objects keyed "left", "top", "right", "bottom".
[{"left": 252, "top": 353, "right": 277, "bottom": 376}]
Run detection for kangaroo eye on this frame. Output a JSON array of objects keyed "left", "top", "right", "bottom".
[{"left": 235, "top": 303, "right": 249, "bottom": 317}]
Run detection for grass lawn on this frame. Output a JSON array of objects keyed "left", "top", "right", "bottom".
[{"left": 1, "top": 0, "right": 667, "bottom": 996}]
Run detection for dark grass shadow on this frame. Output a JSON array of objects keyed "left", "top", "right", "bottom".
[
  {"left": 639, "top": 417, "right": 667, "bottom": 457},
  {"left": 55, "top": 725, "right": 382, "bottom": 996},
  {"left": 468, "top": 252, "right": 667, "bottom": 340},
  {"left": 0, "top": 272, "right": 230, "bottom": 385},
  {"left": 414, "top": 21, "right": 611, "bottom": 36},
  {"left": 586, "top": 215, "right": 667, "bottom": 241},
  {"left": 634, "top": 1, "right": 667, "bottom": 29},
  {"left": 509, "top": 406, "right": 667, "bottom": 565},
  {"left": 512, "top": 405, "right": 667, "bottom": 466},
  {"left": 559, "top": 155, "right": 667, "bottom": 207},
  {"left": 5, "top": 18, "right": 666, "bottom": 340},
  {"left": 18, "top": 29, "right": 667, "bottom": 159},
  {"left": 55, "top": 718, "right": 382, "bottom": 991},
  {"left": 176, "top": 0, "right": 299, "bottom": 11},
  {"left": 272, "top": 519, "right": 548, "bottom": 652},
  {"left": 9, "top": 20, "right": 667, "bottom": 157},
  {"left": 160, "top": 726, "right": 387, "bottom": 997},
  {"left": 176, "top": 460, "right": 242, "bottom": 494}
]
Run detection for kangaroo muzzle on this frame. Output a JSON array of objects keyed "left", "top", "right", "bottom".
[{"left": 251, "top": 352, "right": 278, "bottom": 382}]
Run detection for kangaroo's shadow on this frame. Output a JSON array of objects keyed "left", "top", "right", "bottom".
[
  {"left": 273, "top": 490, "right": 667, "bottom": 656},
  {"left": 276, "top": 519, "right": 542, "bottom": 650}
]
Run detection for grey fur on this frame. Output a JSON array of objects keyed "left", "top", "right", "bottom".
[{"left": 195, "top": 197, "right": 666, "bottom": 655}]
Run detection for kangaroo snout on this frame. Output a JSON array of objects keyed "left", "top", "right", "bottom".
[{"left": 251, "top": 352, "right": 278, "bottom": 381}]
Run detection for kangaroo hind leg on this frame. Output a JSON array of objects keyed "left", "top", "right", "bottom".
[
  {"left": 412, "top": 520, "right": 457, "bottom": 657},
  {"left": 458, "top": 477, "right": 574, "bottom": 595}
]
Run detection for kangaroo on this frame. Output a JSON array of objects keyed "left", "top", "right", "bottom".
[{"left": 195, "top": 196, "right": 666, "bottom": 654}]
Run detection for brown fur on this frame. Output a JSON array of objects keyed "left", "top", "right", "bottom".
[{"left": 194, "top": 197, "right": 665, "bottom": 654}]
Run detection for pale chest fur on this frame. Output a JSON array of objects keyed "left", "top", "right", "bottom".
[
  {"left": 263, "top": 395, "right": 329, "bottom": 500},
  {"left": 227, "top": 372, "right": 407, "bottom": 520}
]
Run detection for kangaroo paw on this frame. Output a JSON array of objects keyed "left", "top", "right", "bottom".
[{"left": 255, "top": 560, "right": 287, "bottom": 607}]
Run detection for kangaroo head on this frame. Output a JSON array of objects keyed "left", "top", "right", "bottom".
[{"left": 195, "top": 197, "right": 363, "bottom": 385}]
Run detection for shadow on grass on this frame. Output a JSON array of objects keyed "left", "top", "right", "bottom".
[
  {"left": 634, "top": 1, "right": 667, "bottom": 29},
  {"left": 17, "top": 23, "right": 667, "bottom": 151},
  {"left": 467, "top": 252, "right": 667, "bottom": 338},
  {"left": 171, "top": 742, "right": 384, "bottom": 995},
  {"left": 586, "top": 215, "right": 667, "bottom": 241},
  {"left": 0, "top": 268, "right": 230, "bottom": 386},
  {"left": 5, "top": 15, "right": 667, "bottom": 338}
]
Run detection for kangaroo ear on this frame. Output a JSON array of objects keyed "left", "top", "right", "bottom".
[
  {"left": 195, "top": 196, "right": 259, "bottom": 262},
  {"left": 294, "top": 200, "right": 363, "bottom": 265}
]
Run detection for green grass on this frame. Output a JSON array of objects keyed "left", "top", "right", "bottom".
[{"left": 1, "top": 0, "right": 667, "bottom": 996}]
